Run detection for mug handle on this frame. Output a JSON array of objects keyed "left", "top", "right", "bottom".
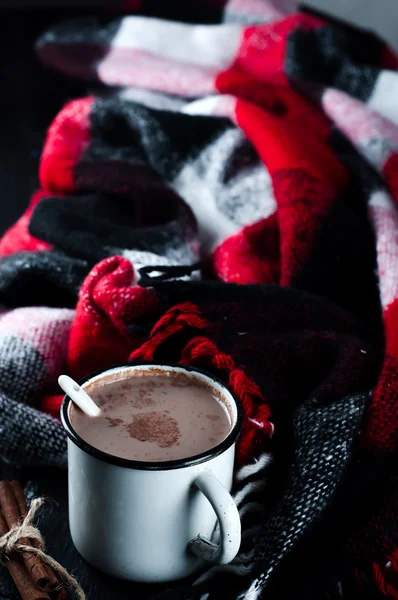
[{"left": 188, "top": 471, "right": 241, "bottom": 565}]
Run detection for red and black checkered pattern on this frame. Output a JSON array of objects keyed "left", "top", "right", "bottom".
[{"left": 0, "top": 1, "right": 398, "bottom": 598}]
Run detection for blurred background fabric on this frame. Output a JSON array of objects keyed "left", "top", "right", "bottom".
[
  {"left": 0, "top": 1, "right": 397, "bottom": 234},
  {"left": 0, "top": 10, "right": 85, "bottom": 234}
]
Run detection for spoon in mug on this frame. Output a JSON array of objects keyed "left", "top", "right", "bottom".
[{"left": 58, "top": 375, "right": 101, "bottom": 417}]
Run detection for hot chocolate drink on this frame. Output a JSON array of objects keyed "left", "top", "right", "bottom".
[{"left": 70, "top": 370, "right": 232, "bottom": 462}]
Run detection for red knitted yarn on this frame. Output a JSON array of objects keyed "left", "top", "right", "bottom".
[
  {"left": 129, "top": 304, "right": 273, "bottom": 462},
  {"left": 130, "top": 321, "right": 183, "bottom": 361},
  {"left": 130, "top": 303, "right": 209, "bottom": 361},
  {"left": 180, "top": 335, "right": 273, "bottom": 463},
  {"left": 68, "top": 256, "right": 156, "bottom": 379},
  {"left": 181, "top": 336, "right": 234, "bottom": 371},
  {"left": 0, "top": 190, "right": 55, "bottom": 257},
  {"left": 39, "top": 97, "right": 94, "bottom": 194},
  {"left": 373, "top": 553, "right": 398, "bottom": 600},
  {"left": 229, "top": 368, "right": 273, "bottom": 462}
]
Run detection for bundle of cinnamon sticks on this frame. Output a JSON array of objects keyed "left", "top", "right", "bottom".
[{"left": 0, "top": 481, "right": 67, "bottom": 600}]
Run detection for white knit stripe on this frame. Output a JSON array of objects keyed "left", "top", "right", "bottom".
[
  {"left": 98, "top": 54, "right": 217, "bottom": 96},
  {"left": 182, "top": 95, "right": 237, "bottom": 119},
  {"left": 321, "top": 87, "right": 398, "bottom": 170},
  {"left": 224, "top": 0, "right": 290, "bottom": 21},
  {"left": 119, "top": 88, "right": 186, "bottom": 112},
  {"left": 234, "top": 480, "right": 267, "bottom": 507},
  {"left": 368, "top": 70, "right": 398, "bottom": 126},
  {"left": 368, "top": 189, "right": 398, "bottom": 309},
  {"left": 239, "top": 579, "right": 263, "bottom": 600},
  {"left": 238, "top": 502, "right": 265, "bottom": 519},
  {"left": 173, "top": 163, "right": 239, "bottom": 254},
  {"left": 172, "top": 130, "right": 276, "bottom": 255},
  {"left": 111, "top": 17, "right": 242, "bottom": 69},
  {"left": 235, "top": 453, "right": 272, "bottom": 481},
  {"left": 195, "top": 562, "right": 254, "bottom": 584},
  {"left": 0, "top": 307, "right": 75, "bottom": 382}
]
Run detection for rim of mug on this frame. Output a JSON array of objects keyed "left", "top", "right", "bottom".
[{"left": 61, "top": 361, "right": 243, "bottom": 471}]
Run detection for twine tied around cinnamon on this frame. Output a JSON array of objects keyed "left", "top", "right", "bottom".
[{"left": 0, "top": 497, "right": 86, "bottom": 600}]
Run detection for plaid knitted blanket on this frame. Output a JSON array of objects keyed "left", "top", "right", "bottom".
[{"left": 0, "top": 1, "right": 398, "bottom": 598}]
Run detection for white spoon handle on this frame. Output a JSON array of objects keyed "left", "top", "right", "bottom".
[{"left": 58, "top": 374, "right": 101, "bottom": 417}]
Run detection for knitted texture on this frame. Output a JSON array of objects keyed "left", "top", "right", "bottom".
[
  {"left": 0, "top": 307, "right": 73, "bottom": 466},
  {"left": 246, "top": 392, "right": 370, "bottom": 597},
  {"left": 0, "top": 1, "right": 397, "bottom": 598}
]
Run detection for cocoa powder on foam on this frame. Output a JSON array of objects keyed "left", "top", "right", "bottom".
[
  {"left": 71, "top": 367, "right": 234, "bottom": 461},
  {"left": 125, "top": 411, "right": 181, "bottom": 448}
]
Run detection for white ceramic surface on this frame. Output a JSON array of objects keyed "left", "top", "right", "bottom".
[
  {"left": 62, "top": 364, "right": 242, "bottom": 582},
  {"left": 58, "top": 374, "right": 101, "bottom": 417}
]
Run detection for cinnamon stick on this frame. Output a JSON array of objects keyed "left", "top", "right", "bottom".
[
  {"left": 0, "top": 481, "right": 54, "bottom": 592},
  {"left": 10, "top": 481, "right": 59, "bottom": 592},
  {"left": 0, "top": 510, "right": 49, "bottom": 600}
]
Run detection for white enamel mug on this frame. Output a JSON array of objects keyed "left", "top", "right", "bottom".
[{"left": 61, "top": 362, "right": 242, "bottom": 583}]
